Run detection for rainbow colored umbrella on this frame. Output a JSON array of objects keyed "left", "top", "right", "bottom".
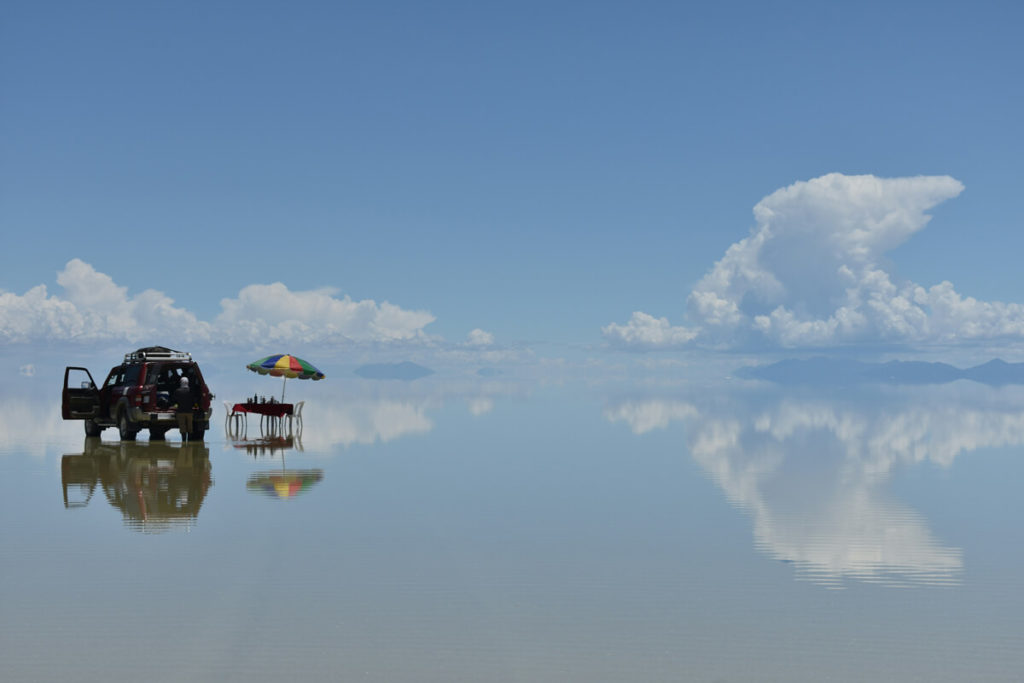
[
  {"left": 246, "top": 469, "right": 323, "bottom": 500},
  {"left": 246, "top": 354, "right": 324, "bottom": 400}
]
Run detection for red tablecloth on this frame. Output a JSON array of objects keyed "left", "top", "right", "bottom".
[{"left": 233, "top": 402, "right": 293, "bottom": 417}]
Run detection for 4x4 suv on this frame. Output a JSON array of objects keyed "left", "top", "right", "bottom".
[{"left": 62, "top": 346, "right": 213, "bottom": 441}]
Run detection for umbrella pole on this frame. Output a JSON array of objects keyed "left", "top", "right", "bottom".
[{"left": 281, "top": 376, "right": 287, "bottom": 402}]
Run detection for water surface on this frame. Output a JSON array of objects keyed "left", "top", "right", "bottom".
[{"left": 2, "top": 378, "right": 1022, "bottom": 681}]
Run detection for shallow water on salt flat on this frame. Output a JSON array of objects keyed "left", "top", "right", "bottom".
[{"left": 2, "top": 377, "right": 1023, "bottom": 682}]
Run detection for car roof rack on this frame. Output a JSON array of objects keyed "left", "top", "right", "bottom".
[{"left": 124, "top": 346, "right": 192, "bottom": 364}]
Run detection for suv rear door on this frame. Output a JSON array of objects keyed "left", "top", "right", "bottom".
[{"left": 62, "top": 367, "right": 100, "bottom": 420}]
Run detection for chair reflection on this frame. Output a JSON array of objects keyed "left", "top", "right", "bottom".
[
  {"left": 62, "top": 438, "right": 212, "bottom": 532},
  {"left": 232, "top": 434, "right": 302, "bottom": 457}
]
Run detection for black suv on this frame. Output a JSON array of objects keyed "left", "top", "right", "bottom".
[{"left": 62, "top": 346, "right": 213, "bottom": 441}]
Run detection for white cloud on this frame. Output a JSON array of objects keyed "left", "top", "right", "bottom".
[
  {"left": 431, "top": 328, "right": 527, "bottom": 365},
  {"left": 467, "top": 397, "right": 494, "bottom": 416},
  {"left": 215, "top": 282, "right": 435, "bottom": 345},
  {"left": 602, "top": 311, "right": 698, "bottom": 350},
  {"left": 0, "top": 259, "right": 437, "bottom": 348},
  {"left": 465, "top": 328, "right": 495, "bottom": 347},
  {"left": 0, "top": 259, "right": 210, "bottom": 345},
  {"left": 606, "top": 173, "right": 1024, "bottom": 350}
]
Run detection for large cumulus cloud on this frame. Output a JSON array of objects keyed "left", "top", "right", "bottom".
[
  {"left": 0, "top": 259, "right": 436, "bottom": 347},
  {"left": 215, "top": 282, "right": 435, "bottom": 345},
  {"left": 0, "top": 259, "right": 209, "bottom": 344},
  {"left": 605, "top": 173, "right": 1024, "bottom": 350}
]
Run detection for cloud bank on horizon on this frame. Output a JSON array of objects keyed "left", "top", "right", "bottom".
[
  {"left": 0, "top": 258, "right": 453, "bottom": 349},
  {"left": 605, "top": 173, "right": 1024, "bottom": 350}
]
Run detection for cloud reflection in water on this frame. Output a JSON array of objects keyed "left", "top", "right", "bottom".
[
  {"left": 606, "top": 387, "right": 1024, "bottom": 588},
  {"left": 296, "top": 399, "right": 434, "bottom": 450}
]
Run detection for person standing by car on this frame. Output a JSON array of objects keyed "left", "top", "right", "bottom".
[{"left": 173, "top": 377, "right": 195, "bottom": 441}]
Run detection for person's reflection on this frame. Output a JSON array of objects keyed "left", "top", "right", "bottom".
[{"left": 62, "top": 438, "right": 212, "bottom": 532}]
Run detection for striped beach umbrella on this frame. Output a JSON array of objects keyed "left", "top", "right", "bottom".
[{"left": 246, "top": 354, "right": 325, "bottom": 400}]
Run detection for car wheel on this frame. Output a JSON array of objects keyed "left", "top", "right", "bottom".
[
  {"left": 84, "top": 419, "right": 103, "bottom": 437},
  {"left": 188, "top": 425, "right": 207, "bottom": 441},
  {"left": 118, "top": 411, "right": 138, "bottom": 441}
]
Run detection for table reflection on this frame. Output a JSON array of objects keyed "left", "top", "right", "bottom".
[
  {"left": 61, "top": 438, "right": 212, "bottom": 533},
  {"left": 232, "top": 435, "right": 302, "bottom": 457},
  {"left": 606, "top": 387, "right": 1024, "bottom": 588}
]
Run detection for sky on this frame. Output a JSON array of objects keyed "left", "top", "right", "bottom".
[{"left": 2, "top": 1, "right": 1024, "bottom": 372}]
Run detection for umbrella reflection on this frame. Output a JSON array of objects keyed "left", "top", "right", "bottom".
[
  {"left": 232, "top": 434, "right": 323, "bottom": 501},
  {"left": 246, "top": 469, "right": 323, "bottom": 500},
  {"left": 61, "top": 438, "right": 212, "bottom": 533}
]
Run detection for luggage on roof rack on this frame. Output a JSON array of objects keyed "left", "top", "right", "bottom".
[{"left": 124, "top": 347, "right": 192, "bottom": 364}]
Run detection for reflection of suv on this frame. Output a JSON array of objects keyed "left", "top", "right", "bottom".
[
  {"left": 62, "top": 439, "right": 212, "bottom": 532},
  {"left": 62, "top": 346, "right": 213, "bottom": 441}
]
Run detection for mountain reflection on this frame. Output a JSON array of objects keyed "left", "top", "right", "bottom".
[
  {"left": 606, "top": 387, "right": 1024, "bottom": 588},
  {"left": 61, "top": 439, "right": 212, "bottom": 533}
]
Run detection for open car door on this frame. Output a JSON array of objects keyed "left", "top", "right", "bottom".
[{"left": 62, "top": 367, "right": 100, "bottom": 420}]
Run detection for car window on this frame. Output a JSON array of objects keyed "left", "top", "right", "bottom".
[
  {"left": 104, "top": 368, "right": 124, "bottom": 388},
  {"left": 154, "top": 365, "right": 180, "bottom": 390},
  {"left": 123, "top": 365, "right": 141, "bottom": 386},
  {"left": 142, "top": 364, "right": 159, "bottom": 386},
  {"left": 165, "top": 365, "right": 184, "bottom": 387}
]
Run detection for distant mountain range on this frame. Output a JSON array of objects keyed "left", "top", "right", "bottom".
[
  {"left": 736, "top": 358, "right": 1024, "bottom": 386},
  {"left": 353, "top": 361, "right": 435, "bottom": 380}
]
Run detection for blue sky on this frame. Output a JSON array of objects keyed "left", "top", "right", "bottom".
[{"left": 2, "top": 1, "right": 1023, "bottom": 365}]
